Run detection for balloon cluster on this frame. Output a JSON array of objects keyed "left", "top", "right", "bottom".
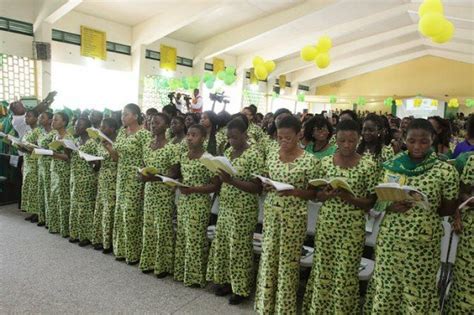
[
  {"left": 418, "top": 0, "right": 454, "bottom": 44},
  {"left": 356, "top": 97, "right": 366, "bottom": 106},
  {"left": 297, "top": 93, "right": 305, "bottom": 102},
  {"left": 384, "top": 97, "right": 394, "bottom": 106},
  {"left": 217, "top": 66, "right": 237, "bottom": 86},
  {"left": 395, "top": 99, "right": 403, "bottom": 106},
  {"left": 448, "top": 98, "right": 459, "bottom": 108},
  {"left": 414, "top": 98, "right": 423, "bottom": 107},
  {"left": 329, "top": 95, "right": 337, "bottom": 104},
  {"left": 203, "top": 73, "right": 217, "bottom": 89},
  {"left": 300, "top": 36, "right": 332, "bottom": 69},
  {"left": 466, "top": 99, "right": 474, "bottom": 108},
  {"left": 252, "top": 57, "right": 276, "bottom": 81},
  {"left": 431, "top": 99, "right": 439, "bottom": 107}
]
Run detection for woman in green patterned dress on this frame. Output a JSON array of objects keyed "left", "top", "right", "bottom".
[
  {"left": 173, "top": 124, "right": 219, "bottom": 287},
  {"left": 357, "top": 114, "right": 395, "bottom": 168},
  {"left": 447, "top": 154, "right": 474, "bottom": 313},
  {"left": 262, "top": 108, "right": 292, "bottom": 159},
  {"left": 170, "top": 116, "right": 186, "bottom": 145},
  {"left": 68, "top": 118, "right": 98, "bottom": 247},
  {"left": 303, "top": 115, "right": 337, "bottom": 159},
  {"left": 19, "top": 110, "right": 42, "bottom": 222},
  {"left": 255, "top": 115, "right": 320, "bottom": 315},
  {"left": 207, "top": 117, "right": 264, "bottom": 305},
  {"left": 242, "top": 106, "right": 266, "bottom": 146},
  {"left": 200, "top": 111, "right": 218, "bottom": 155},
  {"left": 49, "top": 112, "right": 73, "bottom": 237},
  {"left": 36, "top": 111, "right": 54, "bottom": 226},
  {"left": 303, "top": 119, "right": 378, "bottom": 314},
  {"left": 137, "top": 113, "right": 177, "bottom": 275},
  {"left": 91, "top": 118, "right": 118, "bottom": 253},
  {"left": 108, "top": 103, "right": 150, "bottom": 264},
  {"left": 365, "top": 119, "right": 459, "bottom": 314}
]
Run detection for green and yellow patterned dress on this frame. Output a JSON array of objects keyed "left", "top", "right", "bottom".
[
  {"left": 247, "top": 122, "right": 265, "bottom": 146},
  {"left": 446, "top": 154, "right": 474, "bottom": 313},
  {"left": 304, "top": 142, "right": 337, "bottom": 160},
  {"left": 255, "top": 150, "right": 320, "bottom": 315},
  {"left": 216, "top": 127, "right": 227, "bottom": 155},
  {"left": 49, "top": 133, "right": 74, "bottom": 236},
  {"left": 20, "top": 127, "right": 42, "bottom": 214},
  {"left": 174, "top": 152, "right": 214, "bottom": 287},
  {"left": 113, "top": 128, "right": 151, "bottom": 263},
  {"left": 37, "top": 129, "right": 55, "bottom": 225},
  {"left": 207, "top": 146, "right": 264, "bottom": 297},
  {"left": 139, "top": 141, "right": 177, "bottom": 272},
  {"left": 69, "top": 138, "right": 98, "bottom": 242},
  {"left": 92, "top": 143, "right": 118, "bottom": 250},
  {"left": 366, "top": 153, "right": 459, "bottom": 314},
  {"left": 303, "top": 155, "right": 378, "bottom": 314}
]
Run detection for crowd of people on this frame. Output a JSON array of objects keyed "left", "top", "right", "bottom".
[{"left": 0, "top": 96, "right": 472, "bottom": 314}]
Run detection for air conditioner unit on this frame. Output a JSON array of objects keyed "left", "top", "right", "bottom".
[{"left": 33, "top": 42, "right": 51, "bottom": 61}]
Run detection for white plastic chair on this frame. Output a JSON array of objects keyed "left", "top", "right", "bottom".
[
  {"left": 206, "top": 196, "right": 220, "bottom": 240},
  {"left": 365, "top": 211, "right": 385, "bottom": 247},
  {"left": 306, "top": 201, "right": 321, "bottom": 236}
]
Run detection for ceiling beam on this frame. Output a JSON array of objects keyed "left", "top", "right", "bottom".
[
  {"left": 308, "top": 50, "right": 429, "bottom": 88},
  {"left": 426, "top": 49, "right": 474, "bottom": 64},
  {"left": 236, "top": 3, "right": 412, "bottom": 71},
  {"left": 408, "top": 3, "right": 474, "bottom": 22},
  {"left": 423, "top": 39, "right": 474, "bottom": 55},
  {"left": 131, "top": 2, "right": 221, "bottom": 51},
  {"left": 34, "top": 0, "right": 82, "bottom": 31},
  {"left": 271, "top": 24, "right": 418, "bottom": 78},
  {"left": 293, "top": 39, "right": 424, "bottom": 83},
  {"left": 193, "top": 0, "right": 337, "bottom": 64}
]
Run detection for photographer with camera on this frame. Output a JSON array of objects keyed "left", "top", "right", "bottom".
[{"left": 191, "top": 88, "right": 203, "bottom": 113}]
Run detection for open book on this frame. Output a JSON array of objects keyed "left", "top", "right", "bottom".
[
  {"left": 200, "top": 153, "right": 237, "bottom": 176},
  {"left": 375, "top": 183, "right": 429, "bottom": 208},
  {"left": 155, "top": 175, "right": 188, "bottom": 188},
  {"left": 33, "top": 148, "right": 54, "bottom": 156},
  {"left": 78, "top": 151, "right": 104, "bottom": 162},
  {"left": 138, "top": 166, "right": 159, "bottom": 176},
  {"left": 459, "top": 196, "right": 474, "bottom": 210},
  {"left": 48, "top": 140, "right": 64, "bottom": 151},
  {"left": 86, "top": 127, "right": 114, "bottom": 144},
  {"left": 9, "top": 136, "right": 38, "bottom": 150},
  {"left": 62, "top": 139, "right": 78, "bottom": 151},
  {"left": 253, "top": 174, "right": 294, "bottom": 191},
  {"left": 309, "top": 177, "right": 354, "bottom": 195}
]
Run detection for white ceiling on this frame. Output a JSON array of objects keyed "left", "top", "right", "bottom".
[{"left": 34, "top": 0, "right": 474, "bottom": 87}]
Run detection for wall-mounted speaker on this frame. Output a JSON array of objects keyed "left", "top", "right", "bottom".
[{"left": 33, "top": 42, "right": 51, "bottom": 61}]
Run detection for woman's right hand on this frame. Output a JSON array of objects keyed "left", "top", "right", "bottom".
[
  {"left": 388, "top": 201, "right": 413, "bottom": 213},
  {"left": 262, "top": 182, "right": 274, "bottom": 192},
  {"left": 316, "top": 185, "right": 337, "bottom": 202}
]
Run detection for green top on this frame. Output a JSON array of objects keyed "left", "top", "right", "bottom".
[{"left": 305, "top": 142, "right": 337, "bottom": 159}]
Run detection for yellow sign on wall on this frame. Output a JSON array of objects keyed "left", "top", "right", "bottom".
[
  {"left": 80, "top": 26, "right": 107, "bottom": 60},
  {"left": 279, "top": 75, "right": 287, "bottom": 90},
  {"left": 160, "top": 45, "right": 177, "bottom": 71},
  {"left": 213, "top": 58, "right": 225, "bottom": 75}
]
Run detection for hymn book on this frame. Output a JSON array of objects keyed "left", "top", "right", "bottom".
[
  {"left": 309, "top": 177, "right": 355, "bottom": 195},
  {"left": 200, "top": 153, "right": 237, "bottom": 176},
  {"left": 253, "top": 174, "right": 295, "bottom": 191},
  {"left": 375, "top": 183, "right": 429, "bottom": 208},
  {"left": 86, "top": 128, "right": 114, "bottom": 144}
]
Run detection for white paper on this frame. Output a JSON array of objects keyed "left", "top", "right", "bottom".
[
  {"left": 33, "top": 148, "right": 54, "bottom": 156},
  {"left": 78, "top": 151, "right": 104, "bottom": 162},
  {"left": 9, "top": 155, "right": 19, "bottom": 167},
  {"left": 156, "top": 175, "right": 188, "bottom": 187},
  {"left": 87, "top": 127, "right": 114, "bottom": 144},
  {"left": 459, "top": 196, "right": 474, "bottom": 209},
  {"left": 253, "top": 174, "right": 295, "bottom": 191},
  {"left": 62, "top": 139, "right": 79, "bottom": 151}
]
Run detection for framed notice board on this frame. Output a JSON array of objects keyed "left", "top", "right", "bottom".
[{"left": 80, "top": 26, "right": 107, "bottom": 60}]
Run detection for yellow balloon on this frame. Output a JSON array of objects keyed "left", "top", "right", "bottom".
[
  {"left": 418, "top": 0, "right": 444, "bottom": 17},
  {"left": 432, "top": 20, "right": 454, "bottom": 44},
  {"left": 264, "top": 60, "right": 276, "bottom": 73},
  {"left": 317, "top": 36, "right": 332, "bottom": 53},
  {"left": 315, "top": 53, "right": 330, "bottom": 69},
  {"left": 300, "top": 45, "right": 318, "bottom": 62},
  {"left": 419, "top": 13, "right": 445, "bottom": 37},
  {"left": 252, "top": 56, "right": 265, "bottom": 68},
  {"left": 254, "top": 65, "right": 268, "bottom": 81}
]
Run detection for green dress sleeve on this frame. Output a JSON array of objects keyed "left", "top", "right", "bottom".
[
  {"left": 441, "top": 163, "right": 460, "bottom": 201},
  {"left": 460, "top": 155, "right": 474, "bottom": 186}
]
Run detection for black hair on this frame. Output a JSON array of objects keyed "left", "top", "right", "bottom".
[
  {"left": 230, "top": 113, "right": 249, "bottom": 129},
  {"left": 124, "top": 103, "right": 143, "bottom": 125},
  {"left": 202, "top": 111, "right": 218, "bottom": 155},
  {"left": 244, "top": 106, "right": 257, "bottom": 118},
  {"left": 146, "top": 108, "right": 159, "bottom": 116},
  {"left": 357, "top": 113, "right": 384, "bottom": 157},
  {"left": 268, "top": 108, "right": 292, "bottom": 137},
  {"left": 217, "top": 111, "right": 232, "bottom": 130},
  {"left": 154, "top": 112, "right": 171, "bottom": 126},
  {"left": 188, "top": 123, "right": 207, "bottom": 138},
  {"left": 467, "top": 115, "right": 474, "bottom": 139},
  {"left": 340, "top": 110, "right": 358, "bottom": 121},
  {"left": 41, "top": 111, "right": 53, "bottom": 120},
  {"left": 303, "top": 115, "right": 333, "bottom": 143},
  {"left": 171, "top": 115, "right": 186, "bottom": 132},
  {"left": 77, "top": 117, "right": 92, "bottom": 129},
  {"left": 428, "top": 116, "right": 451, "bottom": 152},
  {"left": 407, "top": 118, "right": 436, "bottom": 137},
  {"left": 55, "top": 111, "right": 69, "bottom": 127},
  {"left": 162, "top": 104, "right": 177, "bottom": 118},
  {"left": 227, "top": 117, "right": 248, "bottom": 133},
  {"left": 102, "top": 117, "right": 119, "bottom": 131},
  {"left": 26, "top": 109, "right": 40, "bottom": 118},
  {"left": 331, "top": 114, "right": 339, "bottom": 125},
  {"left": 336, "top": 119, "right": 361, "bottom": 134},
  {"left": 184, "top": 112, "right": 200, "bottom": 126},
  {"left": 277, "top": 115, "right": 301, "bottom": 133},
  {"left": 379, "top": 115, "right": 393, "bottom": 145}
]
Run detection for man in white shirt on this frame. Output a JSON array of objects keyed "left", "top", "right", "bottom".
[{"left": 191, "top": 88, "right": 203, "bottom": 113}]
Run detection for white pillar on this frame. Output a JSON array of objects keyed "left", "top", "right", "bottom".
[{"left": 33, "top": 22, "right": 52, "bottom": 100}]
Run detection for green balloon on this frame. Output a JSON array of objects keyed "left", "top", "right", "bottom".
[{"left": 217, "top": 71, "right": 226, "bottom": 80}]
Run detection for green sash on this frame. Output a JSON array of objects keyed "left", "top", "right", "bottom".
[{"left": 382, "top": 149, "right": 438, "bottom": 177}]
